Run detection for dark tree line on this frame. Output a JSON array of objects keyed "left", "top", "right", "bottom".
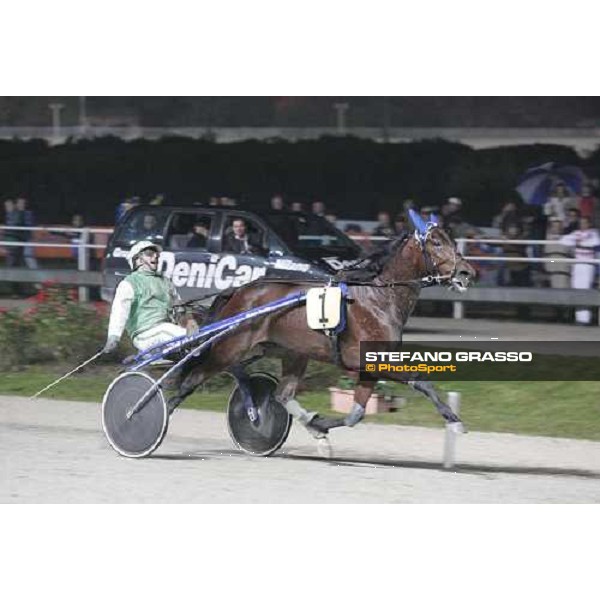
[{"left": 0, "top": 136, "right": 594, "bottom": 225}]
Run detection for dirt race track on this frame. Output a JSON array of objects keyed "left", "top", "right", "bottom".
[
  {"left": 2, "top": 317, "right": 599, "bottom": 503},
  {"left": 1, "top": 395, "right": 599, "bottom": 503}
]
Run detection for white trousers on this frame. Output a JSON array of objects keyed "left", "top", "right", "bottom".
[
  {"left": 572, "top": 263, "right": 595, "bottom": 324},
  {"left": 132, "top": 322, "right": 187, "bottom": 351}
]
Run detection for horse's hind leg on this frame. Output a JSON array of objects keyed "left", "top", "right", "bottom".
[
  {"left": 276, "top": 352, "right": 336, "bottom": 439},
  {"left": 275, "top": 353, "right": 315, "bottom": 426},
  {"left": 166, "top": 362, "right": 209, "bottom": 413},
  {"left": 308, "top": 379, "right": 375, "bottom": 434}
]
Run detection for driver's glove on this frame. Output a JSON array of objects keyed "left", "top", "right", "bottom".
[{"left": 102, "top": 335, "right": 120, "bottom": 354}]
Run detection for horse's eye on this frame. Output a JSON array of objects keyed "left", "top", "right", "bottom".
[{"left": 434, "top": 239, "right": 442, "bottom": 248}]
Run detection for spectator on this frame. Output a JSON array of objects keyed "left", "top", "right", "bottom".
[
  {"left": 291, "top": 201, "right": 304, "bottom": 213},
  {"left": 543, "top": 218, "right": 570, "bottom": 289},
  {"left": 325, "top": 213, "right": 338, "bottom": 226},
  {"left": 15, "top": 197, "right": 38, "bottom": 270},
  {"left": 501, "top": 224, "right": 531, "bottom": 288},
  {"left": 446, "top": 214, "right": 470, "bottom": 239},
  {"left": 372, "top": 211, "right": 395, "bottom": 238},
  {"left": 312, "top": 201, "right": 326, "bottom": 218},
  {"left": 464, "top": 227, "right": 498, "bottom": 286},
  {"left": 343, "top": 223, "right": 367, "bottom": 249},
  {"left": 208, "top": 196, "right": 221, "bottom": 207},
  {"left": 492, "top": 201, "right": 520, "bottom": 234},
  {"left": 3, "top": 198, "right": 22, "bottom": 268},
  {"left": 57, "top": 213, "right": 85, "bottom": 261},
  {"left": 563, "top": 208, "right": 580, "bottom": 235},
  {"left": 116, "top": 196, "right": 139, "bottom": 223},
  {"left": 394, "top": 214, "right": 409, "bottom": 237},
  {"left": 4, "top": 200, "right": 25, "bottom": 280},
  {"left": 544, "top": 182, "right": 577, "bottom": 222},
  {"left": 344, "top": 223, "right": 363, "bottom": 235},
  {"left": 520, "top": 205, "right": 547, "bottom": 285},
  {"left": 441, "top": 197, "right": 463, "bottom": 220},
  {"left": 270, "top": 195, "right": 285, "bottom": 211},
  {"left": 578, "top": 183, "right": 598, "bottom": 224},
  {"left": 2, "top": 199, "right": 25, "bottom": 295},
  {"left": 223, "top": 218, "right": 263, "bottom": 254},
  {"left": 149, "top": 193, "right": 165, "bottom": 206},
  {"left": 441, "top": 198, "right": 468, "bottom": 237},
  {"left": 560, "top": 216, "right": 600, "bottom": 325},
  {"left": 520, "top": 205, "right": 546, "bottom": 241},
  {"left": 500, "top": 223, "right": 532, "bottom": 318}
]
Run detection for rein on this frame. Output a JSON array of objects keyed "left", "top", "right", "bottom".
[
  {"left": 340, "top": 273, "right": 452, "bottom": 289},
  {"left": 177, "top": 228, "right": 460, "bottom": 309}
]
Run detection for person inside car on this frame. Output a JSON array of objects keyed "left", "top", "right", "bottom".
[
  {"left": 187, "top": 219, "right": 210, "bottom": 248},
  {"left": 223, "top": 218, "right": 264, "bottom": 254},
  {"left": 141, "top": 213, "right": 162, "bottom": 238}
]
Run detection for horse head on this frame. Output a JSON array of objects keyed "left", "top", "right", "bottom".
[{"left": 408, "top": 209, "right": 475, "bottom": 292}]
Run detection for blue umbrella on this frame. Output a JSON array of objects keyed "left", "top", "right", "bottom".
[{"left": 515, "top": 162, "right": 585, "bottom": 206}]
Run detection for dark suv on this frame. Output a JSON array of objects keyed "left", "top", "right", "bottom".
[{"left": 102, "top": 205, "right": 363, "bottom": 302}]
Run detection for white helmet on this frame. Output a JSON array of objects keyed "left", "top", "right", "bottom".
[{"left": 127, "top": 240, "right": 162, "bottom": 270}]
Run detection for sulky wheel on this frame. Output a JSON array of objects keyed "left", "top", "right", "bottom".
[
  {"left": 227, "top": 372, "right": 292, "bottom": 457},
  {"left": 102, "top": 371, "right": 169, "bottom": 459}
]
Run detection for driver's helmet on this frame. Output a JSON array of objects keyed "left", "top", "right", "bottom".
[{"left": 127, "top": 240, "right": 162, "bottom": 270}]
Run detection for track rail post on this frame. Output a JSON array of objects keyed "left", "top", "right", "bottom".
[{"left": 443, "top": 391, "right": 461, "bottom": 469}]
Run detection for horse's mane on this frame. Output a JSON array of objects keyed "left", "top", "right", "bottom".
[{"left": 336, "top": 233, "right": 410, "bottom": 281}]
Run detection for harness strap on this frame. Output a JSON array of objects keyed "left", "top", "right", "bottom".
[
  {"left": 329, "top": 330, "right": 346, "bottom": 369},
  {"left": 321, "top": 282, "right": 349, "bottom": 369}
]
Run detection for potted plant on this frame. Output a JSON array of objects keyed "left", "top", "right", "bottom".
[{"left": 329, "top": 377, "right": 402, "bottom": 415}]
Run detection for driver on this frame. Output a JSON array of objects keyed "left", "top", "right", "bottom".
[{"left": 102, "top": 240, "right": 188, "bottom": 354}]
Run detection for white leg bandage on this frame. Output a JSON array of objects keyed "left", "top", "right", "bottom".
[{"left": 284, "top": 399, "right": 317, "bottom": 426}]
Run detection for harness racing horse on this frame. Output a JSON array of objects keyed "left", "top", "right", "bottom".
[{"left": 170, "top": 210, "right": 476, "bottom": 449}]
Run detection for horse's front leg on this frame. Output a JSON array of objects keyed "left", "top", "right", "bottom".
[{"left": 407, "top": 378, "right": 464, "bottom": 430}]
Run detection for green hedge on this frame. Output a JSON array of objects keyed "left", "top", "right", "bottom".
[{"left": 0, "top": 282, "right": 111, "bottom": 370}]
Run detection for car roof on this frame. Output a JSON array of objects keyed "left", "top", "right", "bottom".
[
  {"left": 124, "top": 205, "right": 329, "bottom": 222},
  {"left": 129, "top": 205, "right": 259, "bottom": 214}
]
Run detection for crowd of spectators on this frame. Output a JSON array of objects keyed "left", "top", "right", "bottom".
[{"left": 3, "top": 185, "right": 600, "bottom": 323}]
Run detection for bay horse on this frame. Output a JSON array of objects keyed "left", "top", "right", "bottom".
[{"left": 170, "top": 210, "right": 476, "bottom": 444}]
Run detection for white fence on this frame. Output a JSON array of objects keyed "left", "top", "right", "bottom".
[
  {"left": 1, "top": 225, "right": 600, "bottom": 313},
  {"left": 0, "top": 225, "right": 111, "bottom": 301}
]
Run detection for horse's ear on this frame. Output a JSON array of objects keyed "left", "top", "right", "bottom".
[{"left": 408, "top": 208, "right": 428, "bottom": 236}]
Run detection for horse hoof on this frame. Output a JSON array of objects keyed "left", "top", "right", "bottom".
[
  {"left": 307, "top": 414, "right": 330, "bottom": 435},
  {"left": 447, "top": 421, "right": 466, "bottom": 434},
  {"left": 317, "top": 437, "right": 333, "bottom": 459}
]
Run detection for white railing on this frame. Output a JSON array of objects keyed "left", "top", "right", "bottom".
[
  {"left": 2, "top": 226, "right": 599, "bottom": 302},
  {"left": 1, "top": 226, "right": 596, "bottom": 266},
  {"left": 0, "top": 225, "right": 112, "bottom": 301},
  {"left": 352, "top": 235, "right": 600, "bottom": 265}
]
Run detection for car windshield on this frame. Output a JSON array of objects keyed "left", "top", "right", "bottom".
[
  {"left": 113, "top": 208, "right": 169, "bottom": 247},
  {"left": 262, "top": 213, "right": 357, "bottom": 251}
]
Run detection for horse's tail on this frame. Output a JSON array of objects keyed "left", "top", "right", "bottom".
[{"left": 203, "top": 288, "right": 237, "bottom": 325}]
